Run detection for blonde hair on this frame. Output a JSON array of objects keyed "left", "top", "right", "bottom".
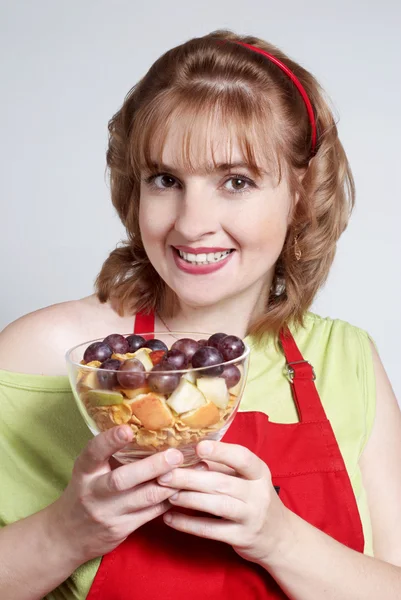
[{"left": 95, "top": 30, "right": 355, "bottom": 338}]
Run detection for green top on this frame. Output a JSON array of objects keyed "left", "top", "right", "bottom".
[{"left": 0, "top": 313, "right": 376, "bottom": 599}]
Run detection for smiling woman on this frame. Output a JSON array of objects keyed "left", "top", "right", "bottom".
[
  {"left": 96, "top": 30, "right": 353, "bottom": 335},
  {"left": 1, "top": 28, "right": 401, "bottom": 600}
]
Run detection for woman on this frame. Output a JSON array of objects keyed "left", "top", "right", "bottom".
[{"left": 0, "top": 30, "right": 400, "bottom": 600}]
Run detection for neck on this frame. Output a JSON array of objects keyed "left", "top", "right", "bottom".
[{"left": 158, "top": 280, "right": 270, "bottom": 339}]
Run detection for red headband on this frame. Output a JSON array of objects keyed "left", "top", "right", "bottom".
[{"left": 234, "top": 41, "right": 317, "bottom": 154}]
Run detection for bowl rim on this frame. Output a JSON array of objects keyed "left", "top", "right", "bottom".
[{"left": 65, "top": 331, "right": 250, "bottom": 375}]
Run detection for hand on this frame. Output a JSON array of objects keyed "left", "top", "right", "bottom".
[
  {"left": 158, "top": 440, "right": 289, "bottom": 565},
  {"left": 48, "top": 425, "right": 183, "bottom": 565}
]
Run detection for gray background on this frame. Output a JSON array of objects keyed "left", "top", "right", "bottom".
[{"left": 1, "top": 0, "right": 400, "bottom": 399}]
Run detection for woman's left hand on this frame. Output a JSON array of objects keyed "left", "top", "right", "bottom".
[{"left": 157, "top": 440, "right": 290, "bottom": 565}]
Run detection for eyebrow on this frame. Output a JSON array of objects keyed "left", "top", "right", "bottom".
[{"left": 146, "top": 161, "right": 267, "bottom": 177}]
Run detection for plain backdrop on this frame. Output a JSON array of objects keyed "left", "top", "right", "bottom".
[{"left": 1, "top": 0, "right": 400, "bottom": 399}]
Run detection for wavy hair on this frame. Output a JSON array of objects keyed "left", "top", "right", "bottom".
[{"left": 95, "top": 30, "right": 354, "bottom": 338}]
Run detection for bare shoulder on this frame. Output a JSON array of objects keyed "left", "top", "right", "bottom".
[{"left": 0, "top": 296, "right": 136, "bottom": 375}]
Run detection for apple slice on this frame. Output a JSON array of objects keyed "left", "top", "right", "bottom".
[
  {"left": 78, "top": 369, "right": 100, "bottom": 391},
  {"left": 182, "top": 371, "right": 196, "bottom": 384},
  {"left": 131, "top": 348, "right": 153, "bottom": 371},
  {"left": 121, "top": 386, "right": 152, "bottom": 400},
  {"left": 180, "top": 401, "right": 220, "bottom": 429},
  {"left": 197, "top": 377, "right": 230, "bottom": 409},
  {"left": 166, "top": 378, "right": 206, "bottom": 415},
  {"left": 130, "top": 393, "right": 174, "bottom": 430},
  {"left": 86, "top": 389, "right": 125, "bottom": 406}
]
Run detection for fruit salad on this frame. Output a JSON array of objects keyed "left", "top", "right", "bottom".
[{"left": 67, "top": 332, "right": 249, "bottom": 464}]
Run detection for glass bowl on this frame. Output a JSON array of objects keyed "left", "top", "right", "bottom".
[{"left": 66, "top": 332, "right": 250, "bottom": 467}]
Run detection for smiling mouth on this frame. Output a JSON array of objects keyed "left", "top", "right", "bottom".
[{"left": 173, "top": 248, "right": 235, "bottom": 265}]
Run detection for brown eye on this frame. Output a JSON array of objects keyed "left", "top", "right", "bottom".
[
  {"left": 160, "top": 175, "right": 176, "bottom": 188},
  {"left": 231, "top": 178, "right": 246, "bottom": 190}
]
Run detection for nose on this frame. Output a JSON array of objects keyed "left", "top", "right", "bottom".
[{"left": 173, "top": 182, "right": 220, "bottom": 241}]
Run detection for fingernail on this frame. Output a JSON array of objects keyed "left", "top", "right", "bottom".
[
  {"left": 164, "top": 513, "right": 173, "bottom": 524},
  {"left": 159, "top": 472, "right": 172, "bottom": 483},
  {"left": 198, "top": 441, "right": 212, "bottom": 457},
  {"left": 116, "top": 427, "right": 129, "bottom": 442},
  {"left": 165, "top": 449, "right": 182, "bottom": 465},
  {"left": 194, "top": 462, "right": 208, "bottom": 471},
  {"left": 170, "top": 492, "right": 179, "bottom": 501}
]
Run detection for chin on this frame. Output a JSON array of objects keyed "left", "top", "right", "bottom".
[{"left": 172, "top": 288, "right": 231, "bottom": 310}]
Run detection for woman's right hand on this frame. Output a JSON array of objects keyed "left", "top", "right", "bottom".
[{"left": 49, "top": 425, "right": 183, "bottom": 565}]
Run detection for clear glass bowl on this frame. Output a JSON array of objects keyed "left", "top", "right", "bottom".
[{"left": 66, "top": 332, "right": 250, "bottom": 467}]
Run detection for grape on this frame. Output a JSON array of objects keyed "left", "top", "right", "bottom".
[
  {"left": 197, "top": 339, "right": 208, "bottom": 347},
  {"left": 144, "top": 339, "right": 168, "bottom": 352},
  {"left": 117, "top": 359, "right": 146, "bottom": 389},
  {"left": 162, "top": 349, "right": 188, "bottom": 369},
  {"left": 102, "top": 334, "right": 129, "bottom": 354},
  {"left": 221, "top": 364, "right": 241, "bottom": 389},
  {"left": 84, "top": 342, "right": 113, "bottom": 364},
  {"left": 191, "top": 346, "right": 224, "bottom": 376},
  {"left": 148, "top": 364, "right": 181, "bottom": 394},
  {"left": 126, "top": 334, "right": 145, "bottom": 352},
  {"left": 218, "top": 335, "right": 245, "bottom": 361},
  {"left": 98, "top": 358, "right": 121, "bottom": 390},
  {"left": 208, "top": 333, "right": 227, "bottom": 349},
  {"left": 171, "top": 338, "right": 199, "bottom": 361}
]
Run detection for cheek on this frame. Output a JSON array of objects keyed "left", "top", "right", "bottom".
[
  {"left": 139, "top": 198, "right": 173, "bottom": 247},
  {"left": 232, "top": 202, "right": 289, "bottom": 255}
]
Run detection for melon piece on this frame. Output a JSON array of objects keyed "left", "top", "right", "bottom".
[
  {"left": 130, "top": 393, "right": 174, "bottom": 430},
  {"left": 180, "top": 401, "right": 220, "bottom": 429},
  {"left": 86, "top": 389, "right": 125, "bottom": 406},
  {"left": 166, "top": 378, "right": 206, "bottom": 415},
  {"left": 197, "top": 377, "right": 230, "bottom": 409}
]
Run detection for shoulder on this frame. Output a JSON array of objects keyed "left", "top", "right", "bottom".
[
  {"left": 0, "top": 296, "right": 135, "bottom": 375},
  {"left": 301, "top": 312, "right": 373, "bottom": 357}
]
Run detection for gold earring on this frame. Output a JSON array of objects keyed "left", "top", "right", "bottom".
[{"left": 294, "top": 235, "right": 302, "bottom": 261}]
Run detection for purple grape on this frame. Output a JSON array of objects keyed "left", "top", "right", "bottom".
[
  {"left": 148, "top": 364, "right": 181, "bottom": 394},
  {"left": 162, "top": 349, "right": 188, "bottom": 369},
  {"left": 218, "top": 335, "right": 245, "bottom": 361},
  {"left": 170, "top": 338, "right": 199, "bottom": 361},
  {"left": 208, "top": 333, "right": 228, "bottom": 349},
  {"left": 191, "top": 346, "right": 224, "bottom": 376},
  {"left": 103, "top": 333, "right": 129, "bottom": 354},
  {"left": 221, "top": 364, "right": 241, "bottom": 389},
  {"left": 117, "top": 359, "right": 146, "bottom": 389},
  {"left": 83, "top": 342, "right": 113, "bottom": 364},
  {"left": 198, "top": 339, "right": 208, "bottom": 346},
  {"left": 126, "top": 334, "right": 145, "bottom": 352},
  {"left": 98, "top": 358, "right": 121, "bottom": 389},
  {"left": 143, "top": 339, "right": 168, "bottom": 352}
]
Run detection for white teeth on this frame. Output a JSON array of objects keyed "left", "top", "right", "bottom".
[{"left": 177, "top": 249, "right": 232, "bottom": 265}]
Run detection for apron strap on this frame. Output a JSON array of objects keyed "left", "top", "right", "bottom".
[
  {"left": 134, "top": 312, "right": 155, "bottom": 336},
  {"left": 279, "top": 328, "right": 327, "bottom": 422}
]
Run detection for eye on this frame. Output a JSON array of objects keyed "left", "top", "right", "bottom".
[
  {"left": 223, "top": 175, "right": 256, "bottom": 194},
  {"left": 144, "top": 173, "right": 180, "bottom": 190}
]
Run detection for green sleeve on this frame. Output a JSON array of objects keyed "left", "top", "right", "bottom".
[{"left": 0, "top": 370, "right": 101, "bottom": 600}]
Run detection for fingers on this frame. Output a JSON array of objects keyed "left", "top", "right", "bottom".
[
  {"left": 93, "top": 447, "right": 184, "bottom": 495},
  {"left": 196, "top": 441, "right": 268, "bottom": 480},
  {"left": 164, "top": 511, "right": 237, "bottom": 543},
  {"left": 74, "top": 426, "right": 134, "bottom": 475},
  {"left": 158, "top": 467, "right": 246, "bottom": 501},
  {"left": 115, "top": 482, "right": 179, "bottom": 514},
  {"left": 168, "top": 490, "right": 245, "bottom": 521}
]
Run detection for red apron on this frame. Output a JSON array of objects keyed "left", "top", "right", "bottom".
[{"left": 87, "top": 313, "right": 364, "bottom": 599}]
